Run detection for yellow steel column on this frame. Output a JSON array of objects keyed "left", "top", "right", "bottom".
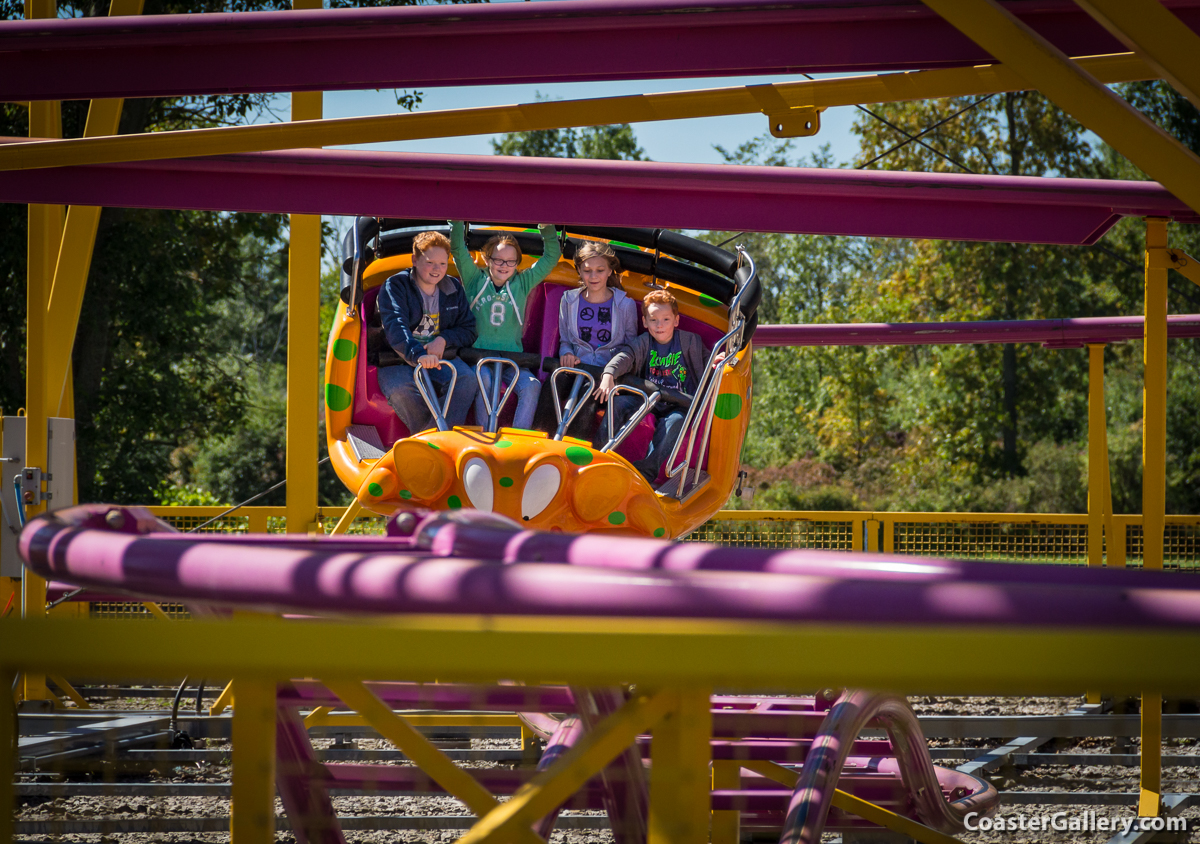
[
  {"left": 711, "top": 761, "right": 741, "bottom": 844},
  {"left": 1140, "top": 218, "right": 1168, "bottom": 819},
  {"left": 0, "top": 669, "right": 14, "bottom": 843},
  {"left": 22, "top": 0, "right": 61, "bottom": 705},
  {"left": 1142, "top": 217, "right": 1168, "bottom": 572},
  {"left": 648, "top": 688, "right": 712, "bottom": 844},
  {"left": 1086, "top": 344, "right": 1112, "bottom": 567},
  {"left": 285, "top": 0, "right": 323, "bottom": 535},
  {"left": 920, "top": 0, "right": 1200, "bottom": 215},
  {"left": 231, "top": 679, "right": 277, "bottom": 842}
]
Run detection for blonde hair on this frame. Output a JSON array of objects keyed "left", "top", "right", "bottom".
[
  {"left": 642, "top": 288, "right": 679, "bottom": 315},
  {"left": 413, "top": 230, "right": 452, "bottom": 258},
  {"left": 573, "top": 240, "right": 623, "bottom": 289},
  {"left": 482, "top": 233, "right": 523, "bottom": 264}
]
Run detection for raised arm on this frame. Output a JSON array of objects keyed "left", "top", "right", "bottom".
[
  {"left": 448, "top": 220, "right": 488, "bottom": 297},
  {"left": 512, "top": 223, "right": 562, "bottom": 298}
]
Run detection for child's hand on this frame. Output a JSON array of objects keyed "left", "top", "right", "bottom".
[
  {"left": 417, "top": 354, "right": 440, "bottom": 369},
  {"left": 425, "top": 337, "right": 447, "bottom": 359},
  {"left": 712, "top": 351, "right": 727, "bottom": 368},
  {"left": 560, "top": 353, "right": 580, "bottom": 368},
  {"left": 594, "top": 373, "right": 616, "bottom": 401}
]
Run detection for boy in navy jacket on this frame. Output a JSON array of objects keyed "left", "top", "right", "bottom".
[{"left": 377, "top": 231, "right": 478, "bottom": 433}]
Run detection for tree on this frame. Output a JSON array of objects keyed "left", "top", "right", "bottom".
[
  {"left": 0, "top": 0, "right": 447, "bottom": 507},
  {"left": 492, "top": 95, "right": 647, "bottom": 161}
]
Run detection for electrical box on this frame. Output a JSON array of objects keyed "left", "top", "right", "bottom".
[
  {"left": 1, "top": 416, "right": 26, "bottom": 577},
  {"left": 0, "top": 416, "right": 77, "bottom": 578}
]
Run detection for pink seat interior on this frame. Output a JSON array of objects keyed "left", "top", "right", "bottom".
[{"left": 356, "top": 281, "right": 725, "bottom": 469}]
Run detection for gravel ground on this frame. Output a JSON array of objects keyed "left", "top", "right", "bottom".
[{"left": 14, "top": 693, "right": 1200, "bottom": 843}]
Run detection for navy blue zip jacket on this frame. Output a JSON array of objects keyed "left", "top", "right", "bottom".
[{"left": 377, "top": 269, "right": 478, "bottom": 365}]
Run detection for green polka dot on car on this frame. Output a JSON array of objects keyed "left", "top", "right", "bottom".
[
  {"left": 325, "top": 384, "right": 352, "bottom": 412},
  {"left": 653, "top": 527, "right": 665, "bottom": 537},
  {"left": 565, "top": 446, "right": 593, "bottom": 466},
  {"left": 499, "top": 477, "right": 514, "bottom": 488},
  {"left": 447, "top": 495, "right": 462, "bottom": 509},
  {"left": 699, "top": 294, "right": 724, "bottom": 308},
  {"left": 608, "top": 512, "right": 626, "bottom": 525},
  {"left": 714, "top": 393, "right": 743, "bottom": 420},
  {"left": 399, "top": 490, "right": 412, "bottom": 500},
  {"left": 367, "top": 482, "right": 383, "bottom": 497},
  {"left": 495, "top": 440, "right": 513, "bottom": 448},
  {"left": 332, "top": 339, "right": 358, "bottom": 361}
]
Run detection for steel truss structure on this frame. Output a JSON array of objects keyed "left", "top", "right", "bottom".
[{"left": 6, "top": 0, "right": 1200, "bottom": 841}]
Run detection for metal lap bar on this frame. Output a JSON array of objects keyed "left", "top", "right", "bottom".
[
  {"left": 663, "top": 246, "right": 756, "bottom": 497},
  {"left": 549, "top": 367, "right": 595, "bottom": 441},
  {"left": 663, "top": 326, "right": 739, "bottom": 497},
  {"left": 475, "top": 357, "right": 520, "bottom": 434},
  {"left": 599, "top": 384, "right": 659, "bottom": 453},
  {"left": 413, "top": 360, "right": 457, "bottom": 433}
]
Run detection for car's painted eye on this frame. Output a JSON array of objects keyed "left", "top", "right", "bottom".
[
  {"left": 462, "top": 458, "right": 494, "bottom": 512},
  {"left": 521, "top": 463, "right": 561, "bottom": 521}
]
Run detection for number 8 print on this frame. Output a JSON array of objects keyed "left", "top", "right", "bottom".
[{"left": 490, "top": 300, "right": 506, "bottom": 326}]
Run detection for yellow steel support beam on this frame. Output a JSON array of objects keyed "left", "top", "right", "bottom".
[
  {"left": 285, "top": 0, "right": 322, "bottom": 536},
  {"left": 48, "top": 674, "right": 90, "bottom": 709},
  {"left": 921, "top": 0, "right": 1200, "bottom": 215},
  {"left": 1147, "top": 246, "right": 1200, "bottom": 288},
  {"left": 0, "top": 670, "right": 14, "bottom": 844},
  {"left": 329, "top": 497, "right": 363, "bottom": 535},
  {"left": 1140, "top": 691, "right": 1162, "bottom": 817},
  {"left": 1143, "top": 218, "right": 1169, "bottom": 571},
  {"left": 21, "top": 0, "right": 61, "bottom": 706},
  {"left": 142, "top": 601, "right": 170, "bottom": 621},
  {"left": 1073, "top": 0, "right": 1200, "bottom": 112},
  {"left": 1086, "top": 344, "right": 1113, "bottom": 568},
  {"left": 300, "top": 711, "right": 523, "bottom": 728},
  {"left": 649, "top": 688, "right": 712, "bottom": 844},
  {"left": 43, "top": 0, "right": 144, "bottom": 418},
  {"left": 323, "top": 680, "right": 518, "bottom": 824},
  {"left": 459, "top": 689, "right": 674, "bottom": 844},
  {"left": 302, "top": 704, "right": 333, "bottom": 728},
  {"left": 210, "top": 679, "right": 235, "bottom": 715},
  {"left": 5, "top": 616, "right": 1200, "bottom": 697},
  {"left": 0, "top": 53, "right": 1153, "bottom": 172},
  {"left": 743, "top": 761, "right": 966, "bottom": 844},
  {"left": 231, "top": 679, "right": 277, "bottom": 844},
  {"left": 711, "top": 761, "right": 741, "bottom": 844}
]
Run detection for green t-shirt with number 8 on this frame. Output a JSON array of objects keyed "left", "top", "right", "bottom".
[{"left": 450, "top": 221, "right": 562, "bottom": 353}]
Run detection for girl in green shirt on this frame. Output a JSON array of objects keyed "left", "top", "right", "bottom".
[{"left": 450, "top": 221, "right": 561, "bottom": 430}]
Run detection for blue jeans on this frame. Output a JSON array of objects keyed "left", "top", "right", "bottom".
[
  {"left": 473, "top": 364, "right": 542, "bottom": 431},
  {"left": 377, "top": 359, "right": 477, "bottom": 435},
  {"left": 602, "top": 396, "right": 687, "bottom": 484}
]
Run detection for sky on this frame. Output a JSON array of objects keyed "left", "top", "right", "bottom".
[
  {"left": 319, "top": 76, "right": 863, "bottom": 165},
  {"left": 313, "top": 75, "right": 865, "bottom": 252}
]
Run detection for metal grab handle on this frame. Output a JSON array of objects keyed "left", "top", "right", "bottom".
[
  {"left": 475, "top": 357, "right": 521, "bottom": 434},
  {"left": 413, "top": 360, "right": 458, "bottom": 432},
  {"left": 548, "top": 367, "right": 596, "bottom": 441},
  {"left": 599, "top": 385, "right": 660, "bottom": 454},
  {"left": 662, "top": 325, "right": 739, "bottom": 488}
]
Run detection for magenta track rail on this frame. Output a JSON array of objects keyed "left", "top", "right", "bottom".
[
  {"left": 755, "top": 314, "right": 1200, "bottom": 348},
  {"left": 24, "top": 504, "right": 1200, "bottom": 841},
  {"left": 2, "top": 149, "right": 1196, "bottom": 245},
  {"left": 6, "top": 0, "right": 1200, "bottom": 101},
  {"left": 21, "top": 505, "right": 1200, "bottom": 628}
]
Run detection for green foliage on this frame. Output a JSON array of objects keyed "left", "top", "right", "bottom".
[
  {"left": 1, "top": 0, "right": 440, "bottom": 508},
  {"left": 492, "top": 95, "right": 647, "bottom": 161},
  {"left": 722, "top": 88, "right": 1200, "bottom": 515}
]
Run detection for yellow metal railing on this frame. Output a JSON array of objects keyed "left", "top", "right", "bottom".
[
  {"left": 690, "top": 510, "right": 1200, "bottom": 570},
  {"left": 141, "top": 506, "right": 1200, "bottom": 569}
]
